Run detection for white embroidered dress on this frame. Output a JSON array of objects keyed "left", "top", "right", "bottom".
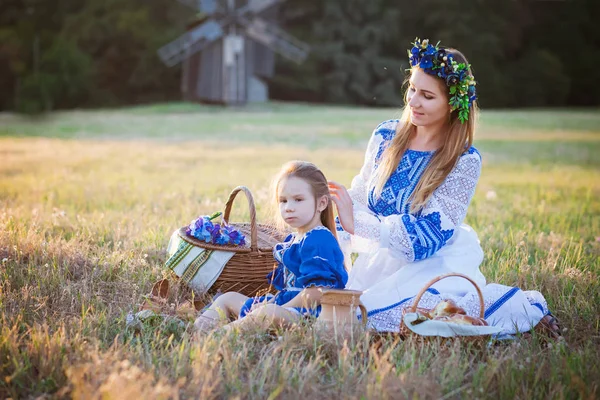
[{"left": 337, "top": 120, "right": 549, "bottom": 335}]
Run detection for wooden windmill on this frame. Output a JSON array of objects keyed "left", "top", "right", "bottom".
[{"left": 158, "top": 0, "right": 310, "bottom": 105}]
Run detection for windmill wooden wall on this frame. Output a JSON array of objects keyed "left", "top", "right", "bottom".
[
  {"left": 180, "top": 5, "right": 277, "bottom": 104},
  {"left": 182, "top": 39, "right": 223, "bottom": 103}
]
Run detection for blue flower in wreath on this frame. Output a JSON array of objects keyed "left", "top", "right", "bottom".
[
  {"left": 437, "top": 64, "right": 451, "bottom": 78},
  {"left": 424, "top": 45, "right": 436, "bottom": 56},
  {"left": 420, "top": 56, "right": 434, "bottom": 70},
  {"left": 446, "top": 73, "right": 460, "bottom": 86},
  {"left": 409, "top": 54, "right": 420, "bottom": 67},
  {"left": 435, "top": 48, "right": 447, "bottom": 63}
]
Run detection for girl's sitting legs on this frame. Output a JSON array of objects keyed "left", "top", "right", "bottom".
[
  {"left": 194, "top": 292, "right": 249, "bottom": 331},
  {"left": 223, "top": 303, "right": 302, "bottom": 332}
]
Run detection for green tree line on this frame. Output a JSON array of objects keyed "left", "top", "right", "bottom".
[{"left": 1, "top": 0, "right": 598, "bottom": 113}]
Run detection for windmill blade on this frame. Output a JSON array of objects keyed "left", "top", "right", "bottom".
[
  {"left": 246, "top": 0, "right": 284, "bottom": 14},
  {"left": 158, "top": 20, "right": 224, "bottom": 67},
  {"left": 240, "top": 17, "right": 309, "bottom": 64},
  {"left": 177, "top": 0, "right": 222, "bottom": 15}
]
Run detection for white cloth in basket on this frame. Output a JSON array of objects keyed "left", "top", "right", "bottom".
[
  {"left": 403, "top": 312, "right": 503, "bottom": 337},
  {"left": 166, "top": 230, "right": 235, "bottom": 293}
]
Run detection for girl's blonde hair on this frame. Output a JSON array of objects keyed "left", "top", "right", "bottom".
[
  {"left": 271, "top": 160, "right": 337, "bottom": 238},
  {"left": 374, "top": 48, "right": 478, "bottom": 213}
]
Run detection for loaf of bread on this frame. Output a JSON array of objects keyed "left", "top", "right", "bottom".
[
  {"left": 408, "top": 299, "right": 487, "bottom": 327},
  {"left": 430, "top": 299, "right": 467, "bottom": 318},
  {"left": 433, "top": 314, "right": 488, "bottom": 326}
]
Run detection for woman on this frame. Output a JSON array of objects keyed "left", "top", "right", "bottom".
[{"left": 328, "top": 38, "right": 559, "bottom": 337}]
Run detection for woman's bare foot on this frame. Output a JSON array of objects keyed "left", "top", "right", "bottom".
[
  {"left": 536, "top": 314, "right": 562, "bottom": 340},
  {"left": 522, "top": 314, "right": 563, "bottom": 342}
]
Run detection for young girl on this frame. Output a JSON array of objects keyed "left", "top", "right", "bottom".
[{"left": 194, "top": 160, "right": 348, "bottom": 332}]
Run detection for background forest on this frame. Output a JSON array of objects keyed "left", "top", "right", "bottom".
[{"left": 1, "top": 0, "right": 599, "bottom": 113}]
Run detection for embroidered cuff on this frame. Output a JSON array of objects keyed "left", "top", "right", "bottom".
[{"left": 380, "top": 220, "right": 391, "bottom": 249}]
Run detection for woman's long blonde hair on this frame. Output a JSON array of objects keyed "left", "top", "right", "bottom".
[
  {"left": 373, "top": 48, "right": 479, "bottom": 213},
  {"left": 271, "top": 160, "right": 337, "bottom": 238}
]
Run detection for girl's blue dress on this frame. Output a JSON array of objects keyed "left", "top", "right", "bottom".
[{"left": 239, "top": 226, "right": 348, "bottom": 318}]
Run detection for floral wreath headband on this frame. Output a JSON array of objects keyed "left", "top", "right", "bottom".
[{"left": 408, "top": 38, "right": 477, "bottom": 123}]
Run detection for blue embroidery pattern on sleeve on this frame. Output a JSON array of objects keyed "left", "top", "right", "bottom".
[
  {"left": 368, "top": 150, "right": 433, "bottom": 216},
  {"left": 403, "top": 212, "right": 454, "bottom": 260},
  {"left": 362, "top": 140, "right": 480, "bottom": 261},
  {"left": 373, "top": 120, "right": 398, "bottom": 162}
]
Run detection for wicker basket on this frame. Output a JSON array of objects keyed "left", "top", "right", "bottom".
[
  {"left": 177, "top": 186, "right": 286, "bottom": 297},
  {"left": 400, "top": 273, "right": 488, "bottom": 340}
]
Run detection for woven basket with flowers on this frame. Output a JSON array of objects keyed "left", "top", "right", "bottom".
[{"left": 165, "top": 186, "right": 286, "bottom": 298}]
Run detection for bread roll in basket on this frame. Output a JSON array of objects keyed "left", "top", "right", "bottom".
[{"left": 400, "top": 273, "right": 502, "bottom": 339}]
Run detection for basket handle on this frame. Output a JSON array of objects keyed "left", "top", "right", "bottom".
[
  {"left": 408, "top": 273, "right": 485, "bottom": 319},
  {"left": 222, "top": 186, "right": 258, "bottom": 252}
]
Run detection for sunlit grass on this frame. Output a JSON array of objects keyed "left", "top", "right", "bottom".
[{"left": 0, "top": 104, "right": 599, "bottom": 398}]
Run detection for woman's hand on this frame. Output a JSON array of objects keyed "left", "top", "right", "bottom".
[{"left": 328, "top": 181, "right": 355, "bottom": 234}]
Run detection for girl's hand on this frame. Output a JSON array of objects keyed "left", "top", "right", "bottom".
[
  {"left": 328, "top": 181, "right": 355, "bottom": 234},
  {"left": 281, "top": 287, "right": 323, "bottom": 309},
  {"left": 250, "top": 302, "right": 266, "bottom": 312},
  {"left": 250, "top": 297, "right": 274, "bottom": 312}
]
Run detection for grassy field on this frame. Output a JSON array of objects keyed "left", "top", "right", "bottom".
[{"left": 1, "top": 103, "right": 599, "bottom": 399}]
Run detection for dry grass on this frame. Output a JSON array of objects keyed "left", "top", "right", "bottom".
[{"left": 0, "top": 105, "right": 599, "bottom": 399}]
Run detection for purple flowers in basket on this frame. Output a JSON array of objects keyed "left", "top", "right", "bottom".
[{"left": 185, "top": 212, "right": 246, "bottom": 246}]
